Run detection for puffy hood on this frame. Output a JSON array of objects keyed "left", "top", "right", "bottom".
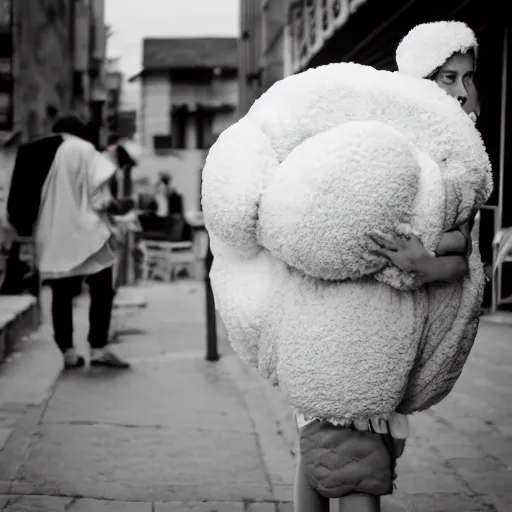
[{"left": 396, "top": 21, "right": 478, "bottom": 79}]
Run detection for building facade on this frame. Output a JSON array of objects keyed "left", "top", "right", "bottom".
[
  {"left": 239, "top": 0, "right": 290, "bottom": 116},
  {"left": 239, "top": 0, "right": 510, "bottom": 310},
  {"left": 105, "top": 57, "right": 123, "bottom": 142},
  {"left": 132, "top": 37, "right": 239, "bottom": 213}
]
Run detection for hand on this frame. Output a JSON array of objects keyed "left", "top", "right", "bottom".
[{"left": 367, "top": 230, "right": 433, "bottom": 273}]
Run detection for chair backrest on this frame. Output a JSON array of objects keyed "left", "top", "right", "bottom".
[
  {"left": 160, "top": 214, "right": 184, "bottom": 242},
  {"left": 493, "top": 227, "right": 512, "bottom": 272},
  {"left": 192, "top": 229, "right": 210, "bottom": 260}
]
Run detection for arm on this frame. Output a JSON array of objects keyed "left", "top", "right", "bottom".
[
  {"left": 90, "top": 182, "right": 116, "bottom": 213},
  {"left": 415, "top": 253, "right": 468, "bottom": 284},
  {"left": 435, "top": 230, "right": 467, "bottom": 256},
  {"left": 435, "top": 210, "right": 477, "bottom": 257},
  {"left": 368, "top": 231, "right": 469, "bottom": 284}
]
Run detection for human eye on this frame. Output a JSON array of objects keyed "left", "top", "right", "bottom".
[{"left": 438, "top": 73, "right": 456, "bottom": 85}]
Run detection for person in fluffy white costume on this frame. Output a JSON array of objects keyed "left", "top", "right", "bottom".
[{"left": 201, "top": 21, "right": 492, "bottom": 512}]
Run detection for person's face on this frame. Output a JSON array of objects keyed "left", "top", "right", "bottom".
[{"left": 433, "top": 52, "right": 478, "bottom": 115}]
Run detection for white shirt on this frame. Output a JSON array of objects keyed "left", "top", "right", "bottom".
[{"left": 35, "top": 134, "right": 117, "bottom": 278}]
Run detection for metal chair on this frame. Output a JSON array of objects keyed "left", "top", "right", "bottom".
[
  {"left": 138, "top": 237, "right": 208, "bottom": 282},
  {"left": 491, "top": 227, "right": 512, "bottom": 312}
]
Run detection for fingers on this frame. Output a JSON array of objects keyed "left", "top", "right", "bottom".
[
  {"left": 395, "top": 223, "right": 412, "bottom": 240},
  {"left": 368, "top": 246, "right": 394, "bottom": 260},
  {"left": 367, "top": 232, "right": 398, "bottom": 251}
]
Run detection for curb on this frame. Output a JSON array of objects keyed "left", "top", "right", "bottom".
[
  {"left": 0, "top": 295, "right": 39, "bottom": 363},
  {"left": 222, "top": 355, "right": 296, "bottom": 503}
]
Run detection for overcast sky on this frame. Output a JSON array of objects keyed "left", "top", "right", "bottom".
[{"left": 105, "top": 0, "right": 240, "bottom": 108}]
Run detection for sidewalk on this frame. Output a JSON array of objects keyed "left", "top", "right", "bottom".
[
  {"left": 0, "top": 282, "right": 296, "bottom": 511},
  {"left": 0, "top": 282, "right": 510, "bottom": 511}
]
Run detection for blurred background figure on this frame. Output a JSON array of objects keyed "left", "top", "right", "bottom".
[{"left": 36, "top": 116, "right": 131, "bottom": 369}]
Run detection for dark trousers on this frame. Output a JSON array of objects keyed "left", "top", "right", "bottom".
[{"left": 49, "top": 266, "right": 114, "bottom": 353}]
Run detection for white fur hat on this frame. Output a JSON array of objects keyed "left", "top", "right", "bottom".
[{"left": 396, "top": 21, "right": 478, "bottom": 78}]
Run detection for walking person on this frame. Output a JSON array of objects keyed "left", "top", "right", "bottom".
[{"left": 34, "top": 116, "right": 131, "bottom": 369}]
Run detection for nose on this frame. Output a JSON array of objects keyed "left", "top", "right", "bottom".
[{"left": 455, "top": 77, "right": 470, "bottom": 104}]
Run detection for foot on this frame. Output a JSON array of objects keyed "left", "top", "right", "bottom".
[
  {"left": 63, "top": 348, "right": 86, "bottom": 369},
  {"left": 90, "top": 348, "right": 131, "bottom": 369}
]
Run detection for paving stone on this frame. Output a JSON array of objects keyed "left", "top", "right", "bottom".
[
  {"left": 17, "top": 424, "right": 270, "bottom": 499},
  {"left": 272, "top": 485, "right": 294, "bottom": 503},
  {"left": 246, "top": 503, "right": 276, "bottom": 512},
  {"left": 71, "top": 499, "right": 152, "bottom": 511},
  {"left": 396, "top": 471, "right": 470, "bottom": 495},
  {"left": 0, "top": 428, "right": 13, "bottom": 450},
  {"left": 381, "top": 493, "right": 414, "bottom": 512},
  {"left": 8, "top": 480, "right": 272, "bottom": 504},
  {"left": 397, "top": 444, "right": 453, "bottom": 474},
  {"left": 468, "top": 433, "right": 512, "bottom": 467},
  {"left": 456, "top": 469, "right": 512, "bottom": 499},
  {"left": 155, "top": 502, "right": 244, "bottom": 512},
  {"left": 3, "top": 495, "right": 73, "bottom": 511},
  {"left": 408, "top": 493, "right": 497, "bottom": 511},
  {"left": 434, "top": 443, "right": 487, "bottom": 460},
  {"left": 0, "top": 411, "right": 24, "bottom": 430},
  {"left": 447, "top": 456, "right": 507, "bottom": 472},
  {"left": 43, "top": 359, "right": 254, "bottom": 434}
]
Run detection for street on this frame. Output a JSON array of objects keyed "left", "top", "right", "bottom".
[{"left": 0, "top": 282, "right": 511, "bottom": 511}]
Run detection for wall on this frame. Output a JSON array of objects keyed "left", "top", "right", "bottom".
[
  {"left": 0, "top": 0, "right": 75, "bottom": 233},
  {"left": 0, "top": 142, "right": 16, "bottom": 234},
  {"left": 12, "top": 0, "right": 74, "bottom": 140},
  {"left": 137, "top": 73, "right": 238, "bottom": 212},
  {"left": 171, "top": 76, "right": 238, "bottom": 107},
  {"left": 261, "top": 0, "right": 288, "bottom": 91},
  {"left": 239, "top": 0, "right": 263, "bottom": 117},
  {"left": 139, "top": 73, "right": 171, "bottom": 149},
  {"left": 238, "top": 0, "right": 288, "bottom": 116}
]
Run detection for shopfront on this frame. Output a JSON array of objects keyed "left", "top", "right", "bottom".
[{"left": 288, "top": 0, "right": 510, "bottom": 309}]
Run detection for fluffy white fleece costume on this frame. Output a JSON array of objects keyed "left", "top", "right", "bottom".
[{"left": 202, "top": 62, "right": 492, "bottom": 425}]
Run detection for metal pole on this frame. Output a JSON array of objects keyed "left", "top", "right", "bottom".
[
  {"left": 204, "top": 241, "right": 219, "bottom": 362},
  {"left": 495, "top": 27, "right": 509, "bottom": 310}
]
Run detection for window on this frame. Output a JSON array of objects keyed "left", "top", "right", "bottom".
[
  {"left": 153, "top": 135, "right": 173, "bottom": 154},
  {"left": 0, "top": 57, "right": 10, "bottom": 74},
  {"left": 0, "top": 0, "right": 11, "bottom": 29},
  {"left": 0, "top": 68, "right": 12, "bottom": 130},
  {"left": 0, "top": 90, "right": 11, "bottom": 127},
  {"left": 0, "top": 0, "right": 12, "bottom": 130},
  {"left": 171, "top": 108, "right": 187, "bottom": 149},
  {"left": 195, "top": 107, "right": 214, "bottom": 149}
]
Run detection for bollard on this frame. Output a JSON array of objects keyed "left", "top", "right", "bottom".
[{"left": 204, "top": 242, "right": 220, "bottom": 362}]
